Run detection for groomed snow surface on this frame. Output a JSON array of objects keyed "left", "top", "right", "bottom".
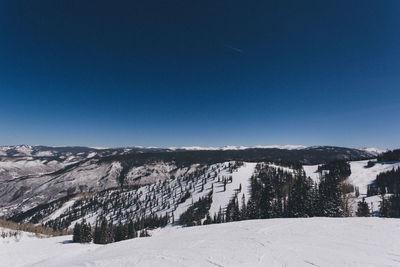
[{"left": 1, "top": 218, "right": 400, "bottom": 267}]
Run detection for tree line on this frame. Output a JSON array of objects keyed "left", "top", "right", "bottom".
[{"left": 72, "top": 212, "right": 167, "bottom": 244}]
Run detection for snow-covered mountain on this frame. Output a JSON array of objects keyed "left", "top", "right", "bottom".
[
  {"left": 6, "top": 157, "right": 398, "bottom": 232},
  {"left": 0, "top": 145, "right": 375, "bottom": 219},
  {"left": 9, "top": 162, "right": 257, "bottom": 229},
  {"left": 1, "top": 217, "right": 399, "bottom": 267},
  {"left": 168, "top": 144, "right": 307, "bottom": 151},
  {"left": 358, "top": 147, "right": 385, "bottom": 156},
  {"left": 0, "top": 145, "right": 172, "bottom": 158}
]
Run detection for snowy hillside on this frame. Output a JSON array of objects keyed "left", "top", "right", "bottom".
[
  {"left": 347, "top": 160, "right": 400, "bottom": 195},
  {"left": 304, "top": 160, "right": 400, "bottom": 195},
  {"left": 8, "top": 158, "right": 398, "bottom": 228},
  {"left": 1, "top": 218, "right": 399, "bottom": 267},
  {"left": 304, "top": 159, "right": 400, "bottom": 215},
  {"left": 16, "top": 162, "right": 257, "bottom": 229},
  {"left": 0, "top": 160, "right": 204, "bottom": 217},
  {"left": 0, "top": 145, "right": 375, "bottom": 218}
]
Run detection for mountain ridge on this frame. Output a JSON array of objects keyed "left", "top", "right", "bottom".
[{"left": 0, "top": 145, "right": 377, "bottom": 220}]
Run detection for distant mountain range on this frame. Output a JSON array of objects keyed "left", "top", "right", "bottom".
[{"left": 0, "top": 144, "right": 382, "bottom": 157}]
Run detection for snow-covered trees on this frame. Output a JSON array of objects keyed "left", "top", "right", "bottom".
[{"left": 235, "top": 162, "right": 346, "bottom": 220}]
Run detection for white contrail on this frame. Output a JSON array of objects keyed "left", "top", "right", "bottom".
[{"left": 224, "top": 44, "right": 243, "bottom": 53}]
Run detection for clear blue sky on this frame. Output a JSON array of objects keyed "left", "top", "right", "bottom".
[{"left": 0, "top": 1, "right": 399, "bottom": 149}]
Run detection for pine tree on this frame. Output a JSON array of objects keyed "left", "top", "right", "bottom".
[
  {"left": 240, "top": 194, "right": 247, "bottom": 220},
  {"left": 380, "top": 194, "right": 389, "bottom": 217},
  {"left": 82, "top": 220, "right": 93, "bottom": 243},
  {"left": 73, "top": 222, "right": 82, "bottom": 243},
  {"left": 127, "top": 220, "right": 137, "bottom": 239},
  {"left": 389, "top": 194, "right": 400, "bottom": 217},
  {"left": 233, "top": 197, "right": 241, "bottom": 221},
  {"left": 94, "top": 217, "right": 113, "bottom": 244},
  {"left": 259, "top": 174, "right": 273, "bottom": 218},
  {"left": 114, "top": 221, "right": 123, "bottom": 242},
  {"left": 356, "top": 198, "right": 370, "bottom": 217},
  {"left": 246, "top": 198, "right": 257, "bottom": 219},
  {"left": 94, "top": 221, "right": 100, "bottom": 243},
  {"left": 317, "top": 173, "right": 343, "bottom": 217},
  {"left": 287, "top": 174, "right": 314, "bottom": 217},
  {"left": 73, "top": 220, "right": 92, "bottom": 243}
]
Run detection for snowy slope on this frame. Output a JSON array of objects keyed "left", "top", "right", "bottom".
[
  {"left": 302, "top": 165, "right": 321, "bottom": 183},
  {"left": 32, "top": 162, "right": 256, "bottom": 229},
  {"left": 1, "top": 218, "right": 400, "bottom": 267},
  {"left": 0, "top": 158, "right": 68, "bottom": 181},
  {"left": 303, "top": 160, "right": 400, "bottom": 215},
  {"left": 348, "top": 160, "right": 400, "bottom": 214},
  {"left": 0, "top": 145, "right": 375, "bottom": 218},
  {"left": 208, "top": 162, "right": 256, "bottom": 214},
  {"left": 303, "top": 160, "right": 400, "bottom": 192},
  {"left": 347, "top": 160, "right": 400, "bottom": 195},
  {"left": 0, "top": 228, "right": 98, "bottom": 267},
  {"left": 0, "top": 161, "right": 200, "bottom": 217}
]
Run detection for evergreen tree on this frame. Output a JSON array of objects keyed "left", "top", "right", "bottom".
[
  {"left": 381, "top": 193, "right": 400, "bottom": 218},
  {"left": 127, "top": 220, "right": 137, "bottom": 239},
  {"left": 380, "top": 194, "right": 389, "bottom": 217},
  {"left": 73, "top": 219, "right": 92, "bottom": 243},
  {"left": 93, "top": 221, "right": 100, "bottom": 244},
  {"left": 73, "top": 222, "right": 82, "bottom": 243},
  {"left": 246, "top": 198, "right": 257, "bottom": 219},
  {"left": 94, "top": 217, "right": 113, "bottom": 244},
  {"left": 317, "top": 173, "right": 343, "bottom": 217},
  {"left": 356, "top": 198, "right": 370, "bottom": 217},
  {"left": 286, "top": 174, "right": 314, "bottom": 217},
  {"left": 81, "top": 220, "right": 93, "bottom": 243},
  {"left": 240, "top": 194, "right": 247, "bottom": 220}
]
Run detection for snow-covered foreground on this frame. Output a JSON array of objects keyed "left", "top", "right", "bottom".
[{"left": 2, "top": 218, "right": 400, "bottom": 267}]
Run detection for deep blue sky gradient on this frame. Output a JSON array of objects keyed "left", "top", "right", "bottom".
[{"left": 0, "top": 1, "right": 399, "bottom": 148}]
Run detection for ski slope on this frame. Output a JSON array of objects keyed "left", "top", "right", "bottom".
[
  {"left": 46, "top": 162, "right": 256, "bottom": 228},
  {"left": 208, "top": 162, "right": 256, "bottom": 214},
  {"left": 303, "top": 160, "right": 400, "bottom": 194},
  {"left": 172, "top": 162, "right": 256, "bottom": 222},
  {"left": 347, "top": 160, "right": 400, "bottom": 195},
  {"left": 303, "top": 160, "right": 400, "bottom": 215},
  {"left": 302, "top": 164, "right": 321, "bottom": 183},
  {"left": 1, "top": 218, "right": 400, "bottom": 267}
]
